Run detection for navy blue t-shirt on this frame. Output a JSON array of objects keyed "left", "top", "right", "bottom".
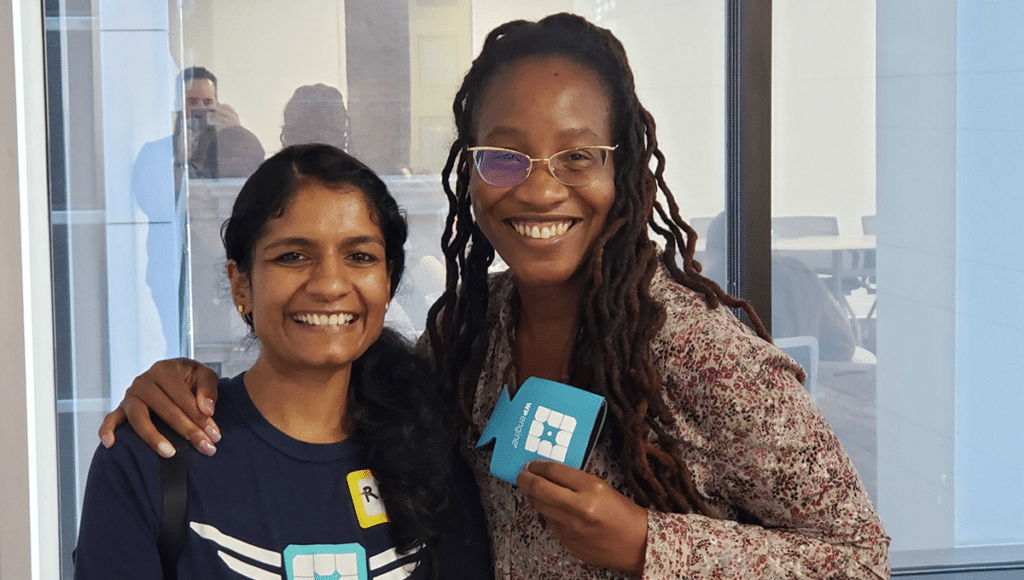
[{"left": 74, "top": 373, "right": 492, "bottom": 579}]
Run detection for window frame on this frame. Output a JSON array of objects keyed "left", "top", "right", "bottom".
[
  {"left": 6, "top": 0, "right": 1022, "bottom": 576},
  {"left": 726, "top": 0, "right": 773, "bottom": 332},
  {"left": 0, "top": 0, "right": 59, "bottom": 577}
]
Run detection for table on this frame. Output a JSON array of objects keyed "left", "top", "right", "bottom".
[
  {"left": 693, "top": 234, "right": 877, "bottom": 346},
  {"left": 772, "top": 235, "right": 876, "bottom": 298}
]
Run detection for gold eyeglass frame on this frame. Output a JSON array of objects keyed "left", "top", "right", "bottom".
[{"left": 466, "top": 144, "right": 618, "bottom": 187}]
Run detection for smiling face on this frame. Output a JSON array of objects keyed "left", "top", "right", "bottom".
[
  {"left": 471, "top": 55, "right": 616, "bottom": 289},
  {"left": 229, "top": 181, "right": 391, "bottom": 373}
]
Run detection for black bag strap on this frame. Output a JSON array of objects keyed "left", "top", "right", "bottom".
[{"left": 155, "top": 418, "right": 190, "bottom": 580}]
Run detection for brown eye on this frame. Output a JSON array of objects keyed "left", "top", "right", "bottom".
[
  {"left": 558, "top": 148, "right": 600, "bottom": 169},
  {"left": 349, "top": 251, "right": 381, "bottom": 265},
  {"left": 275, "top": 252, "right": 305, "bottom": 264}
]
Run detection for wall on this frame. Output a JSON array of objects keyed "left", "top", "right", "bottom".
[
  {"left": 953, "top": 0, "right": 1024, "bottom": 546},
  {"left": 773, "top": 1, "right": 876, "bottom": 236},
  {"left": 408, "top": 0, "right": 471, "bottom": 173},
  {"left": 876, "top": 0, "right": 958, "bottom": 551},
  {"left": 184, "top": 0, "right": 348, "bottom": 157},
  {"left": 603, "top": 0, "right": 727, "bottom": 224}
]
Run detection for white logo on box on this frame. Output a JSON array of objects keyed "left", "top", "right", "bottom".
[{"left": 524, "top": 405, "right": 577, "bottom": 462}]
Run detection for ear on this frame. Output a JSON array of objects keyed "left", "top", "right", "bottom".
[{"left": 227, "top": 260, "right": 251, "bottom": 314}]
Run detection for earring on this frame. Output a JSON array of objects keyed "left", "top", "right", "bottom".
[
  {"left": 237, "top": 304, "right": 245, "bottom": 315},
  {"left": 385, "top": 302, "right": 390, "bottom": 313}
]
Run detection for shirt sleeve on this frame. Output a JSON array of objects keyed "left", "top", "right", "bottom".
[
  {"left": 642, "top": 318, "right": 889, "bottom": 579},
  {"left": 73, "top": 430, "right": 165, "bottom": 579}
]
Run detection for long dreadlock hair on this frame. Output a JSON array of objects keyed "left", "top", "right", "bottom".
[{"left": 426, "top": 13, "right": 771, "bottom": 517}]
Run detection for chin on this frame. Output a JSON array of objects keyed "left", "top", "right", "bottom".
[
  {"left": 290, "top": 342, "right": 367, "bottom": 368},
  {"left": 509, "top": 262, "right": 587, "bottom": 289}
]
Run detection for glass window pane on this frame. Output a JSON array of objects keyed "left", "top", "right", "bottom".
[
  {"left": 44, "top": 0, "right": 725, "bottom": 575},
  {"left": 773, "top": 0, "right": 1024, "bottom": 572}
]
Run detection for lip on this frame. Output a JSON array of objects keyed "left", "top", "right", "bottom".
[{"left": 505, "top": 217, "right": 579, "bottom": 241}]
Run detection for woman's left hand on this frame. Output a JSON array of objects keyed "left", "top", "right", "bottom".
[{"left": 516, "top": 461, "right": 648, "bottom": 575}]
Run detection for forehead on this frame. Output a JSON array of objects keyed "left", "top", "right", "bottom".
[
  {"left": 185, "top": 78, "right": 216, "bottom": 100},
  {"left": 474, "top": 55, "right": 614, "bottom": 144},
  {"left": 264, "top": 182, "right": 382, "bottom": 241}
]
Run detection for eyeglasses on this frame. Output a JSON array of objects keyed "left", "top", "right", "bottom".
[{"left": 467, "top": 145, "right": 618, "bottom": 188}]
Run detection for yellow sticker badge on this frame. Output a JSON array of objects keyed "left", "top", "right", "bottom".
[{"left": 346, "top": 469, "right": 390, "bottom": 529}]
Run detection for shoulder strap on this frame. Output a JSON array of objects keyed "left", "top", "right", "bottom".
[{"left": 155, "top": 418, "right": 190, "bottom": 580}]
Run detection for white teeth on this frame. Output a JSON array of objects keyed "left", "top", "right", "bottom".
[
  {"left": 512, "top": 221, "right": 573, "bottom": 239},
  {"left": 294, "top": 313, "right": 355, "bottom": 326}
]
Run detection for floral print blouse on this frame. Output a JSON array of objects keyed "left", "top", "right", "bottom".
[{"left": 435, "top": 266, "right": 889, "bottom": 579}]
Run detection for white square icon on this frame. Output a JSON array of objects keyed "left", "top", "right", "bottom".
[{"left": 525, "top": 405, "right": 576, "bottom": 462}]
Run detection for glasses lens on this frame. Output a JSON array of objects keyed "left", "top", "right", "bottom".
[
  {"left": 474, "top": 149, "right": 531, "bottom": 188},
  {"left": 551, "top": 147, "right": 608, "bottom": 186}
]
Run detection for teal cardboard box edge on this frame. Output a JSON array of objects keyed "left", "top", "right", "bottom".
[{"left": 476, "top": 377, "right": 607, "bottom": 485}]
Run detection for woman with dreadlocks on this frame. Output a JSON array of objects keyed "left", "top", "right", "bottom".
[{"left": 100, "top": 13, "right": 888, "bottom": 579}]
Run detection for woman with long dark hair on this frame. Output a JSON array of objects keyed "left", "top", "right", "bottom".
[
  {"left": 101, "top": 15, "right": 888, "bottom": 579},
  {"left": 76, "top": 144, "right": 491, "bottom": 579}
]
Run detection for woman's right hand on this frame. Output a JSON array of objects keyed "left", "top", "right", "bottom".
[{"left": 97, "top": 358, "right": 222, "bottom": 458}]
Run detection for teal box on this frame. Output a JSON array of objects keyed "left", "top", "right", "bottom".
[{"left": 476, "top": 377, "right": 607, "bottom": 485}]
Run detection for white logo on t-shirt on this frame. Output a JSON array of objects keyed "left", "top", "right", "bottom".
[{"left": 190, "top": 521, "right": 421, "bottom": 579}]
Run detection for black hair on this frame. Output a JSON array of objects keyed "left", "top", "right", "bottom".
[
  {"left": 222, "top": 143, "right": 405, "bottom": 305},
  {"left": 428, "top": 13, "right": 770, "bottom": 518},
  {"left": 183, "top": 65, "right": 217, "bottom": 91},
  {"left": 221, "top": 144, "right": 451, "bottom": 569}
]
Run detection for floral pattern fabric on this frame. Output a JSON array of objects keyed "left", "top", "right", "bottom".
[{"left": 435, "top": 265, "right": 889, "bottom": 579}]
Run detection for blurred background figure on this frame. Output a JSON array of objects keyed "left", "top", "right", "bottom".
[
  {"left": 702, "top": 212, "right": 857, "bottom": 362},
  {"left": 280, "top": 83, "right": 351, "bottom": 151}
]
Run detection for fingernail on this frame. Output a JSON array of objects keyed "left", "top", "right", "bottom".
[
  {"left": 100, "top": 434, "right": 113, "bottom": 449},
  {"left": 157, "top": 441, "right": 176, "bottom": 458},
  {"left": 205, "top": 423, "right": 221, "bottom": 443},
  {"left": 203, "top": 398, "right": 216, "bottom": 416},
  {"left": 199, "top": 440, "right": 217, "bottom": 457}
]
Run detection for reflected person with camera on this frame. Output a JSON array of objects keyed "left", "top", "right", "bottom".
[
  {"left": 176, "top": 66, "right": 263, "bottom": 179},
  {"left": 131, "top": 66, "right": 265, "bottom": 359}
]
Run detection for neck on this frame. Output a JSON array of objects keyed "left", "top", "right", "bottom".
[
  {"left": 244, "top": 358, "right": 353, "bottom": 443},
  {"left": 513, "top": 277, "right": 583, "bottom": 385},
  {"left": 516, "top": 280, "right": 581, "bottom": 331}
]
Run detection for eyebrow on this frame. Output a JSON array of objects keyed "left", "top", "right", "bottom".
[{"left": 260, "top": 235, "right": 385, "bottom": 252}]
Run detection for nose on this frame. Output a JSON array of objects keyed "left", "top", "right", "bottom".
[
  {"left": 513, "top": 160, "right": 568, "bottom": 208},
  {"left": 305, "top": 255, "right": 352, "bottom": 299}
]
